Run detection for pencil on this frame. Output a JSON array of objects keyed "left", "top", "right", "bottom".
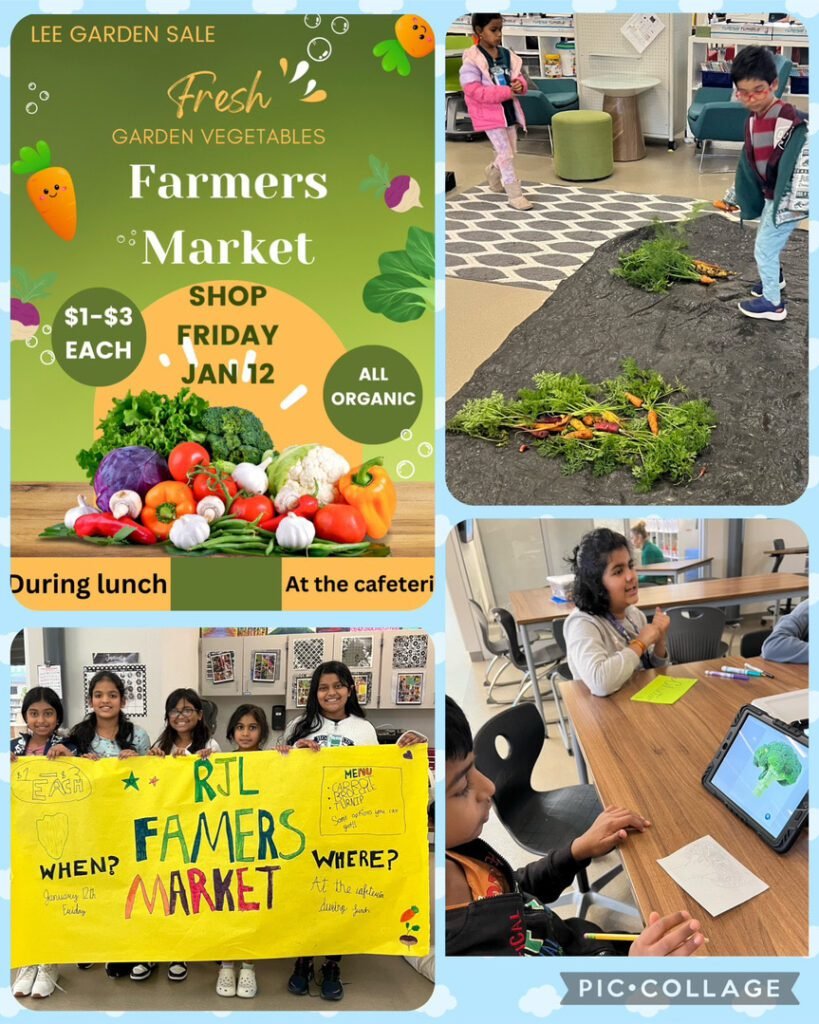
[{"left": 584, "top": 932, "right": 709, "bottom": 943}]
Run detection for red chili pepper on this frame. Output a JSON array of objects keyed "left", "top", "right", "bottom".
[
  {"left": 259, "top": 495, "right": 320, "bottom": 533},
  {"left": 74, "top": 513, "right": 157, "bottom": 545}
]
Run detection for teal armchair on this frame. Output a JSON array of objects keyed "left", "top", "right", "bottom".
[
  {"left": 687, "top": 55, "right": 792, "bottom": 171},
  {"left": 519, "top": 78, "right": 579, "bottom": 148}
]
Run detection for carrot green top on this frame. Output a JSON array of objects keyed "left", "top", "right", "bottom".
[{"left": 12, "top": 140, "right": 53, "bottom": 176}]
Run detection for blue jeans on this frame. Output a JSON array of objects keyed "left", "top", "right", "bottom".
[{"left": 754, "top": 199, "right": 798, "bottom": 305}]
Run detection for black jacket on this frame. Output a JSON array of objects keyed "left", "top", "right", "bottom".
[{"left": 445, "top": 839, "right": 624, "bottom": 957}]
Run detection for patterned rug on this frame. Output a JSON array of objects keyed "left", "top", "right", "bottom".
[{"left": 446, "top": 182, "right": 700, "bottom": 291}]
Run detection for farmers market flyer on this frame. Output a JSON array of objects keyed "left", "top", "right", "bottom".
[{"left": 9, "top": 13, "right": 435, "bottom": 611}]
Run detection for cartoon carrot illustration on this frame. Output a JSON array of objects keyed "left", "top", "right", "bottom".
[
  {"left": 13, "top": 140, "right": 77, "bottom": 241},
  {"left": 398, "top": 905, "right": 421, "bottom": 946},
  {"left": 374, "top": 15, "right": 435, "bottom": 76}
]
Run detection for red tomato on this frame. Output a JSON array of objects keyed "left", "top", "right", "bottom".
[
  {"left": 168, "top": 442, "right": 210, "bottom": 482},
  {"left": 191, "top": 469, "right": 239, "bottom": 502},
  {"left": 313, "top": 504, "right": 367, "bottom": 544},
  {"left": 232, "top": 495, "right": 274, "bottom": 522}
]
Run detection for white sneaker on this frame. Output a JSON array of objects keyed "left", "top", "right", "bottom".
[
  {"left": 216, "top": 967, "right": 236, "bottom": 997},
  {"left": 12, "top": 965, "right": 39, "bottom": 997},
  {"left": 237, "top": 967, "right": 257, "bottom": 999},
  {"left": 31, "top": 965, "right": 60, "bottom": 999}
]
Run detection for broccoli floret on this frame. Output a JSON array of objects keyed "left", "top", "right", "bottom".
[
  {"left": 199, "top": 406, "right": 275, "bottom": 465},
  {"left": 752, "top": 741, "right": 802, "bottom": 797}
]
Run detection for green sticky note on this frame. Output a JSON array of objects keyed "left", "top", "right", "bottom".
[{"left": 631, "top": 675, "right": 698, "bottom": 705}]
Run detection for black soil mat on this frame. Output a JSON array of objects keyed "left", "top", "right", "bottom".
[{"left": 446, "top": 213, "right": 807, "bottom": 506}]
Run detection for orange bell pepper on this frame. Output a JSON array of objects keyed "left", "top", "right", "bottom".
[
  {"left": 141, "top": 481, "right": 196, "bottom": 539},
  {"left": 337, "top": 458, "right": 397, "bottom": 540}
]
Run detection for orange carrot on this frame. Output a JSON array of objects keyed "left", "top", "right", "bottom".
[
  {"left": 13, "top": 140, "right": 77, "bottom": 241},
  {"left": 624, "top": 392, "right": 644, "bottom": 408},
  {"left": 583, "top": 415, "right": 595, "bottom": 426},
  {"left": 564, "top": 429, "right": 594, "bottom": 440},
  {"left": 648, "top": 410, "right": 659, "bottom": 436}
]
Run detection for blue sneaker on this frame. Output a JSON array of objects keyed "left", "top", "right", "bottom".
[
  {"left": 750, "top": 271, "right": 785, "bottom": 298},
  {"left": 287, "top": 957, "right": 313, "bottom": 996},
  {"left": 738, "top": 296, "right": 787, "bottom": 321}
]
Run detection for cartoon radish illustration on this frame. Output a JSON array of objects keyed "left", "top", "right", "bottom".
[
  {"left": 361, "top": 156, "right": 422, "bottom": 214},
  {"left": 373, "top": 15, "right": 435, "bottom": 77},
  {"left": 13, "top": 140, "right": 77, "bottom": 241},
  {"left": 11, "top": 266, "right": 56, "bottom": 341}
]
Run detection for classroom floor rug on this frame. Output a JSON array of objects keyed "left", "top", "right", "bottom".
[
  {"left": 446, "top": 183, "right": 700, "bottom": 291},
  {"left": 446, "top": 213, "right": 808, "bottom": 506}
]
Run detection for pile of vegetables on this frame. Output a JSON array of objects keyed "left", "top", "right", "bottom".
[
  {"left": 42, "top": 431, "right": 399, "bottom": 556},
  {"left": 612, "top": 214, "right": 733, "bottom": 295},
  {"left": 447, "top": 360, "right": 717, "bottom": 492},
  {"left": 75, "top": 388, "right": 274, "bottom": 482}
]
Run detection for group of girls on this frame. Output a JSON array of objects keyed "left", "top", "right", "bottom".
[{"left": 12, "top": 660, "right": 423, "bottom": 1004}]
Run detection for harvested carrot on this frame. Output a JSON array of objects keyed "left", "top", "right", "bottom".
[
  {"left": 698, "top": 275, "right": 716, "bottom": 286},
  {"left": 601, "top": 411, "right": 621, "bottom": 425},
  {"left": 13, "top": 140, "right": 77, "bottom": 241},
  {"left": 564, "top": 429, "right": 594, "bottom": 440},
  {"left": 624, "top": 392, "right": 644, "bottom": 408},
  {"left": 713, "top": 199, "right": 739, "bottom": 213},
  {"left": 570, "top": 418, "right": 587, "bottom": 431},
  {"left": 519, "top": 444, "right": 529, "bottom": 453},
  {"left": 583, "top": 415, "right": 595, "bottom": 426},
  {"left": 593, "top": 421, "right": 620, "bottom": 434},
  {"left": 648, "top": 409, "right": 660, "bottom": 436},
  {"left": 692, "top": 259, "right": 731, "bottom": 279}
]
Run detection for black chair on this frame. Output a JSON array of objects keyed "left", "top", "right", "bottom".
[
  {"left": 763, "top": 539, "right": 795, "bottom": 622},
  {"left": 473, "top": 703, "right": 640, "bottom": 922},
  {"left": 740, "top": 629, "right": 772, "bottom": 659},
  {"left": 491, "top": 608, "right": 566, "bottom": 742},
  {"left": 467, "top": 598, "right": 515, "bottom": 702},
  {"left": 665, "top": 606, "right": 728, "bottom": 663}
]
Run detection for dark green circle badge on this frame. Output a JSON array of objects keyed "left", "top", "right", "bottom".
[
  {"left": 52, "top": 287, "right": 146, "bottom": 386},
  {"left": 324, "top": 345, "right": 422, "bottom": 444}
]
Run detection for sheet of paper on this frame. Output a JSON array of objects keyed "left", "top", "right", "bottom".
[
  {"left": 631, "top": 675, "right": 697, "bottom": 704},
  {"left": 658, "top": 835, "right": 769, "bottom": 917},
  {"left": 621, "top": 13, "right": 665, "bottom": 54}
]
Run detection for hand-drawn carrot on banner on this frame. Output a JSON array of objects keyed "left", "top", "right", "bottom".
[{"left": 13, "top": 140, "right": 77, "bottom": 241}]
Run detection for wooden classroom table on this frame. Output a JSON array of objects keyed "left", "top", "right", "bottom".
[
  {"left": 561, "top": 656, "right": 808, "bottom": 957},
  {"left": 637, "top": 556, "right": 713, "bottom": 582},
  {"left": 510, "top": 574, "right": 808, "bottom": 731}
]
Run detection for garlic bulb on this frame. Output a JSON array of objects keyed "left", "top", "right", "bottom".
[
  {"left": 232, "top": 456, "right": 273, "bottom": 496},
  {"left": 275, "top": 512, "right": 316, "bottom": 550},
  {"left": 169, "top": 514, "right": 211, "bottom": 551},
  {"left": 64, "top": 495, "right": 97, "bottom": 529}
]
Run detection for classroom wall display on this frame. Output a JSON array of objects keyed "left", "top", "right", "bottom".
[
  {"left": 291, "top": 674, "right": 314, "bottom": 708},
  {"left": 82, "top": 663, "right": 148, "bottom": 717},
  {"left": 92, "top": 652, "right": 139, "bottom": 665},
  {"left": 11, "top": 745, "right": 430, "bottom": 964},
  {"left": 394, "top": 671, "right": 425, "bottom": 705},
  {"left": 9, "top": 13, "right": 435, "bottom": 612},
  {"left": 205, "top": 650, "right": 235, "bottom": 686},
  {"left": 352, "top": 671, "right": 374, "bottom": 706},
  {"left": 251, "top": 650, "right": 280, "bottom": 684}
]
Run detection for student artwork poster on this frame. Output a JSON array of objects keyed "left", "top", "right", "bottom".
[{"left": 8, "top": 9, "right": 435, "bottom": 612}]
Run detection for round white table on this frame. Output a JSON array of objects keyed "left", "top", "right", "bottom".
[{"left": 582, "top": 75, "right": 660, "bottom": 161}]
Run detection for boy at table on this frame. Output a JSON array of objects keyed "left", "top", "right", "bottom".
[
  {"left": 445, "top": 696, "right": 707, "bottom": 957},
  {"left": 761, "top": 598, "right": 808, "bottom": 663}
]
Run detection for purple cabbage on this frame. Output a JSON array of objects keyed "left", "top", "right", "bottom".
[{"left": 94, "top": 446, "right": 171, "bottom": 513}]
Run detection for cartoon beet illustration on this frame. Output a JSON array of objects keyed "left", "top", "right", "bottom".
[
  {"left": 373, "top": 15, "right": 435, "bottom": 77},
  {"left": 13, "top": 140, "right": 77, "bottom": 241},
  {"left": 11, "top": 266, "right": 56, "bottom": 341},
  {"left": 361, "top": 156, "right": 422, "bottom": 214},
  {"left": 399, "top": 905, "right": 421, "bottom": 946}
]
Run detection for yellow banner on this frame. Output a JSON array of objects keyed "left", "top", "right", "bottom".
[{"left": 11, "top": 746, "right": 430, "bottom": 966}]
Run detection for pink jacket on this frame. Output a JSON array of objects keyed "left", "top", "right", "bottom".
[{"left": 460, "top": 44, "right": 528, "bottom": 132}]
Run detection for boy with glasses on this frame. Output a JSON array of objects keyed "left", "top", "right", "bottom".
[{"left": 731, "top": 46, "right": 807, "bottom": 322}]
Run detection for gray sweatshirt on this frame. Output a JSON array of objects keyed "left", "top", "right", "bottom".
[
  {"left": 564, "top": 607, "right": 669, "bottom": 697},
  {"left": 760, "top": 599, "right": 809, "bottom": 664}
]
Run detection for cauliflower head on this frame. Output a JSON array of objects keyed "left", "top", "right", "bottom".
[{"left": 268, "top": 444, "right": 350, "bottom": 513}]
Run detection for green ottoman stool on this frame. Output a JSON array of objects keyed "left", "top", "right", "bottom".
[{"left": 552, "top": 110, "right": 613, "bottom": 181}]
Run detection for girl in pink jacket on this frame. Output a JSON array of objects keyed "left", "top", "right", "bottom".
[{"left": 460, "top": 14, "right": 531, "bottom": 210}]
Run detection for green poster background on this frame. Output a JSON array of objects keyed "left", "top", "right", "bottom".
[{"left": 11, "top": 15, "right": 434, "bottom": 483}]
